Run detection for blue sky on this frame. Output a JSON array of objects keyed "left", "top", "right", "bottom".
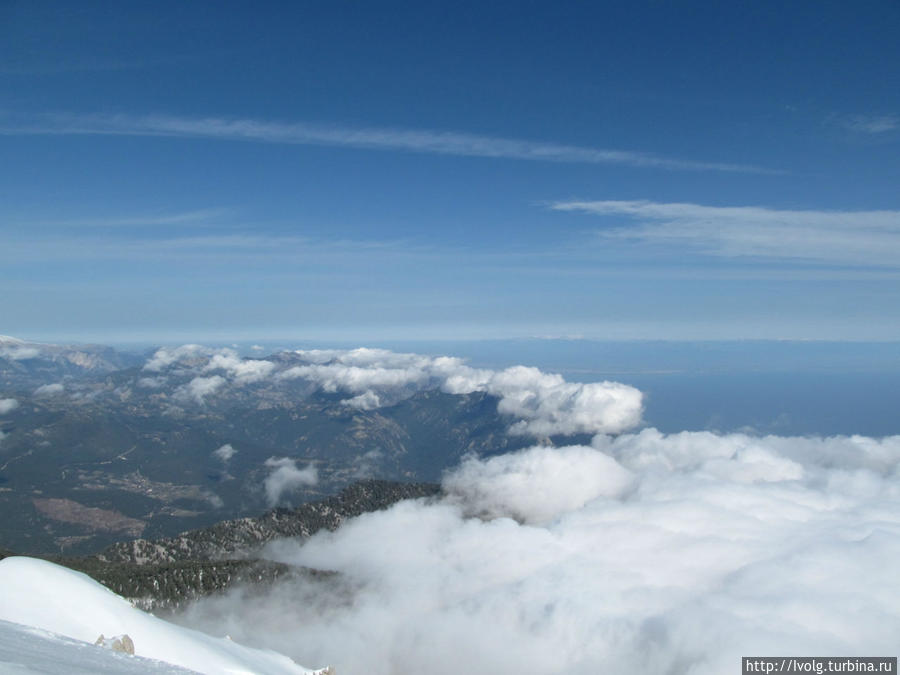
[{"left": 2, "top": 1, "right": 899, "bottom": 343}]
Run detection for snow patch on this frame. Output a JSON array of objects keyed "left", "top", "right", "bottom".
[{"left": 0, "top": 557, "right": 329, "bottom": 674}]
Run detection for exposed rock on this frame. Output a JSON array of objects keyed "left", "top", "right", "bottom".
[{"left": 94, "top": 633, "right": 135, "bottom": 655}]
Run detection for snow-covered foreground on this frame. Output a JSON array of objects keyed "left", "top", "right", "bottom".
[
  {"left": 0, "top": 618, "right": 200, "bottom": 674},
  {"left": 0, "top": 557, "right": 331, "bottom": 675}
]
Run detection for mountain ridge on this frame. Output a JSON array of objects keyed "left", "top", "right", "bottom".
[{"left": 1, "top": 479, "right": 440, "bottom": 611}]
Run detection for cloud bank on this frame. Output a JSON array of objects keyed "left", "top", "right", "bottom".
[
  {"left": 552, "top": 199, "right": 900, "bottom": 267},
  {"left": 176, "top": 428, "right": 900, "bottom": 675},
  {"left": 144, "top": 346, "right": 643, "bottom": 436},
  {"left": 279, "top": 348, "right": 642, "bottom": 436}
]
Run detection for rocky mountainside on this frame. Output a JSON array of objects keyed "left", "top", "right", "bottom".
[
  {"left": 1, "top": 479, "right": 439, "bottom": 612},
  {"left": 99, "top": 479, "right": 441, "bottom": 565},
  {"left": 0, "top": 336, "right": 143, "bottom": 389},
  {"left": 0, "top": 341, "right": 530, "bottom": 555}
]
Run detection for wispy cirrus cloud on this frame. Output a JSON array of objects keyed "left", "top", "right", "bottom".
[
  {"left": 70, "top": 208, "right": 229, "bottom": 227},
  {"left": 0, "top": 112, "right": 773, "bottom": 173},
  {"left": 0, "top": 231, "right": 418, "bottom": 266},
  {"left": 841, "top": 114, "right": 899, "bottom": 135},
  {"left": 552, "top": 199, "right": 900, "bottom": 267},
  {"left": 23, "top": 208, "right": 231, "bottom": 229}
]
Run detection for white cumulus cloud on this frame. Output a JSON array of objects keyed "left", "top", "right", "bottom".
[
  {"left": 33, "top": 383, "right": 64, "bottom": 397},
  {"left": 263, "top": 458, "right": 318, "bottom": 507},
  {"left": 143, "top": 344, "right": 212, "bottom": 371},
  {"left": 478, "top": 366, "right": 642, "bottom": 436},
  {"left": 0, "top": 399, "right": 19, "bottom": 415},
  {"left": 0, "top": 346, "right": 40, "bottom": 360},
  {"left": 176, "top": 375, "right": 226, "bottom": 404},
  {"left": 213, "top": 444, "right": 237, "bottom": 463},
  {"left": 204, "top": 351, "right": 275, "bottom": 383},
  {"left": 145, "top": 346, "right": 274, "bottom": 385}
]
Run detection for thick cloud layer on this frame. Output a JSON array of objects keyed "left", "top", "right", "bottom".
[
  {"left": 176, "top": 429, "right": 900, "bottom": 675},
  {"left": 143, "top": 346, "right": 643, "bottom": 436},
  {"left": 444, "top": 444, "right": 634, "bottom": 524}
]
